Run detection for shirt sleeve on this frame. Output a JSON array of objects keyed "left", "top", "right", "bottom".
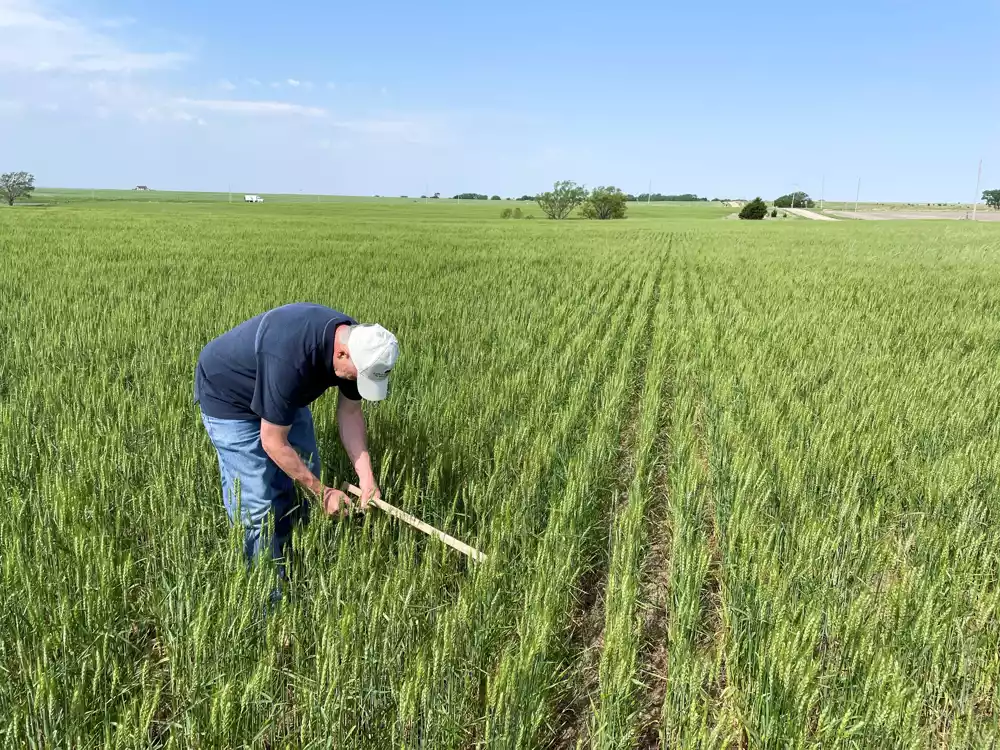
[
  {"left": 251, "top": 354, "right": 299, "bottom": 425},
  {"left": 338, "top": 377, "right": 362, "bottom": 402}
]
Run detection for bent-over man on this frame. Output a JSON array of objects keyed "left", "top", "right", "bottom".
[{"left": 194, "top": 302, "right": 399, "bottom": 573}]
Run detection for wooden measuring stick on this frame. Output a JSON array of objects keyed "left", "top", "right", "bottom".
[{"left": 340, "top": 483, "right": 487, "bottom": 563}]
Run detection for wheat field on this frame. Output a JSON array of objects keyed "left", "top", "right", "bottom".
[{"left": 1, "top": 199, "right": 998, "bottom": 748}]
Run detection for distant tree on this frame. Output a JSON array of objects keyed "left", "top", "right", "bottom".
[
  {"left": 626, "top": 194, "right": 637, "bottom": 202},
  {"left": 400, "top": 195, "right": 408, "bottom": 198},
  {"left": 983, "top": 189, "right": 1000, "bottom": 210},
  {"left": 454, "top": 193, "right": 488, "bottom": 200},
  {"left": 774, "top": 191, "right": 815, "bottom": 208},
  {"left": 500, "top": 207, "right": 513, "bottom": 219},
  {"left": 536, "top": 180, "right": 586, "bottom": 219},
  {"left": 0, "top": 171, "right": 35, "bottom": 206},
  {"left": 517, "top": 194, "right": 537, "bottom": 202},
  {"left": 490, "top": 195, "right": 501, "bottom": 200},
  {"left": 739, "top": 197, "right": 768, "bottom": 220},
  {"left": 420, "top": 195, "right": 427, "bottom": 199},
  {"left": 579, "top": 186, "right": 628, "bottom": 220},
  {"left": 431, "top": 192, "right": 440, "bottom": 199}
]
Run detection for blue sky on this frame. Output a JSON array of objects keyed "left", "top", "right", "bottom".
[{"left": 1, "top": 0, "right": 997, "bottom": 201}]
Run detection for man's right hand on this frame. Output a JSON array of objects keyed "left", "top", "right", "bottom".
[{"left": 321, "top": 486, "right": 352, "bottom": 516}]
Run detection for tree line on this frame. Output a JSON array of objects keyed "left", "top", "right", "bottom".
[{"left": 454, "top": 191, "right": 710, "bottom": 202}]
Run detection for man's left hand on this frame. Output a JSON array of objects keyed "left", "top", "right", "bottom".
[{"left": 358, "top": 475, "right": 381, "bottom": 511}]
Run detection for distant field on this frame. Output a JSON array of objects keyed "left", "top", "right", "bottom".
[
  {"left": 27, "top": 188, "right": 735, "bottom": 220},
  {"left": 820, "top": 200, "right": 982, "bottom": 212},
  {"left": 2, "top": 199, "right": 999, "bottom": 747},
  {"left": 32, "top": 187, "right": 418, "bottom": 204}
]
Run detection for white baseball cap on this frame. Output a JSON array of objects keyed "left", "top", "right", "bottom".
[{"left": 348, "top": 324, "right": 399, "bottom": 401}]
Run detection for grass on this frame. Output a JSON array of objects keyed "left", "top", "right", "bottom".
[{"left": 1, "top": 198, "right": 998, "bottom": 748}]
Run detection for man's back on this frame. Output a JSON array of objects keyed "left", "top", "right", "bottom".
[{"left": 195, "top": 303, "right": 360, "bottom": 423}]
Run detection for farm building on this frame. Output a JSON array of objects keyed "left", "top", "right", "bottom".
[{"left": 133, "top": 185, "right": 150, "bottom": 191}]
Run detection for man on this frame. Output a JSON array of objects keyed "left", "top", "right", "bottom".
[{"left": 194, "top": 302, "right": 399, "bottom": 572}]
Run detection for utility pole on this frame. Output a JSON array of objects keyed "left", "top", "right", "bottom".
[
  {"left": 855, "top": 177, "right": 861, "bottom": 214},
  {"left": 647, "top": 179, "right": 652, "bottom": 205},
  {"left": 972, "top": 159, "right": 982, "bottom": 221}
]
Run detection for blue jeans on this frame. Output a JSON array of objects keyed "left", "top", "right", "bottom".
[{"left": 200, "top": 408, "right": 320, "bottom": 572}]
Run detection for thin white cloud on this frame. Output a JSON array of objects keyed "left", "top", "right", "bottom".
[
  {"left": 247, "top": 78, "right": 261, "bottom": 86},
  {"left": 286, "top": 78, "right": 301, "bottom": 87},
  {"left": 172, "top": 110, "right": 206, "bottom": 126},
  {"left": 174, "top": 97, "right": 327, "bottom": 117},
  {"left": 0, "top": 0, "right": 189, "bottom": 73},
  {"left": 218, "top": 79, "right": 237, "bottom": 91}
]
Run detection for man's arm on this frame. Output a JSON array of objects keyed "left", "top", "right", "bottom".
[
  {"left": 337, "top": 391, "right": 380, "bottom": 507},
  {"left": 260, "top": 420, "right": 350, "bottom": 513}
]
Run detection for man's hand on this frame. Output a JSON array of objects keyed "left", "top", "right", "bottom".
[
  {"left": 322, "top": 486, "right": 352, "bottom": 516},
  {"left": 358, "top": 474, "right": 381, "bottom": 511}
]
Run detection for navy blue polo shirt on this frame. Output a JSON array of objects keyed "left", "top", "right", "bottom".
[{"left": 194, "top": 303, "right": 361, "bottom": 425}]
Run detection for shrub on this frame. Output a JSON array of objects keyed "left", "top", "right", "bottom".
[
  {"left": 739, "top": 197, "right": 768, "bottom": 220},
  {"left": 537, "top": 181, "right": 587, "bottom": 220},
  {"left": 500, "top": 208, "right": 513, "bottom": 219},
  {"left": 579, "top": 186, "right": 628, "bottom": 220},
  {"left": 513, "top": 207, "right": 522, "bottom": 219},
  {"left": 771, "top": 208, "right": 777, "bottom": 218}
]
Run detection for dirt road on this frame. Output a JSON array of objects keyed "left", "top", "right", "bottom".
[
  {"left": 785, "top": 207, "right": 839, "bottom": 221},
  {"left": 826, "top": 210, "right": 1000, "bottom": 222}
]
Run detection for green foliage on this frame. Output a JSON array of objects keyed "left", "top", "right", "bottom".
[
  {"left": 513, "top": 207, "right": 522, "bottom": 219},
  {"left": 2, "top": 200, "right": 998, "bottom": 748},
  {"left": 771, "top": 208, "right": 778, "bottom": 218},
  {"left": 0, "top": 171, "right": 35, "bottom": 206},
  {"left": 517, "top": 194, "right": 536, "bottom": 202},
  {"left": 983, "top": 189, "right": 1000, "bottom": 210},
  {"left": 579, "top": 186, "right": 629, "bottom": 220},
  {"left": 739, "top": 197, "right": 768, "bottom": 220},
  {"left": 454, "top": 193, "right": 488, "bottom": 200},
  {"left": 536, "top": 180, "right": 586, "bottom": 219},
  {"left": 490, "top": 195, "right": 501, "bottom": 201},
  {"left": 774, "top": 191, "right": 815, "bottom": 208},
  {"left": 500, "top": 207, "right": 512, "bottom": 218}
]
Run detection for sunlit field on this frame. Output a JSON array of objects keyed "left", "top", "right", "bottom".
[{"left": 2, "top": 197, "right": 998, "bottom": 748}]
